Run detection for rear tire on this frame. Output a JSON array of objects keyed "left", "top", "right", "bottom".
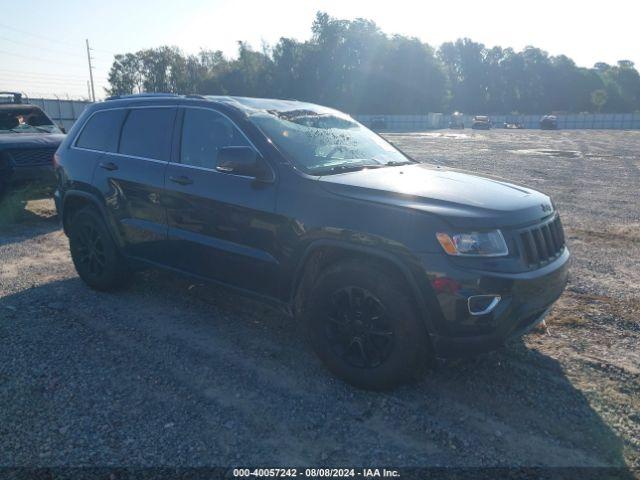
[
  {"left": 303, "top": 261, "right": 431, "bottom": 390},
  {"left": 68, "top": 206, "right": 130, "bottom": 291}
]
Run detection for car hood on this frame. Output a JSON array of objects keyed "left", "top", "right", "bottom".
[
  {"left": 0, "top": 133, "right": 65, "bottom": 150},
  {"left": 317, "top": 163, "right": 554, "bottom": 228}
]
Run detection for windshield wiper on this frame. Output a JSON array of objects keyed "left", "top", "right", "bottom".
[
  {"left": 312, "top": 163, "right": 384, "bottom": 175},
  {"left": 384, "top": 160, "right": 414, "bottom": 166}
]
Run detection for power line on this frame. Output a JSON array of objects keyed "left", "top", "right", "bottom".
[
  {"left": 0, "top": 22, "right": 114, "bottom": 100},
  {"left": 1, "top": 77, "right": 98, "bottom": 86},
  {"left": 0, "top": 49, "right": 91, "bottom": 69},
  {"left": 88, "top": 56, "right": 115, "bottom": 64},
  {"left": 0, "top": 77, "right": 89, "bottom": 87},
  {"left": 0, "top": 38, "right": 116, "bottom": 69},
  {"left": 1, "top": 76, "right": 109, "bottom": 90},
  {"left": 2, "top": 83, "right": 87, "bottom": 92},
  {"left": 91, "top": 47, "right": 120, "bottom": 56},
  {"left": 0, "top": 22, "right": 82, "bottom": 49},
  {"left": 0, "top": 68, "right": 107, "bottom": 79},
  {"left": 0, "top": 23, "right": 118, "bottom": 58},
  {"left": 0, "top": 35, "right": 83, "bottom": 57},
  {"left": 0, "top": 69, "right": 109, "bottom": 81}
]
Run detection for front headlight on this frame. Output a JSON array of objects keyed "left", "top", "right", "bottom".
[{"left": 436, "top": 230, "right": 508, "bottom": 257}]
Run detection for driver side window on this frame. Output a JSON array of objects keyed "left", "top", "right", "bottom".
[{"left": 180, "top": 109, "right": 251, "bottom": 169}]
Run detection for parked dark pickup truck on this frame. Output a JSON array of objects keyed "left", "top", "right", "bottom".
[{"left": 0, "top": 93, "right": 65, "bottom": 200}]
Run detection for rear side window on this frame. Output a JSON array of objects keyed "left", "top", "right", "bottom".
[
  {"left": 119, "top": 108, "right": 176, "bottom": 161},
  {"left": 180, "top": 108, "right": 251, "bottom": 169},
  {"left": 75, "top": 109, "right": 126, "bottom": 152}
]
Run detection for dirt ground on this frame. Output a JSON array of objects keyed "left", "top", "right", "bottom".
[{"left": 0, "top": 130, "right": 638, "bottom": 471}]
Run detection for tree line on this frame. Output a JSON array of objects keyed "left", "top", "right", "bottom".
[{"left": 107, "top": 12, "right": 640, "bottom": 114}]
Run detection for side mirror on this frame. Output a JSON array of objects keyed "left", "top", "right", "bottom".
[{"left": 216, "top": 146, "right": 273, "bottom": 182}]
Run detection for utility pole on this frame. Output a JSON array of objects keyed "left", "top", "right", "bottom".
[{"left": 85, "top": 39, "right": 96, "bottom": 102}]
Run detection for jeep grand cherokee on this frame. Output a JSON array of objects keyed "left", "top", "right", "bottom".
[{"left": 54, "top": 94, "right": 569, "bottom": 390}]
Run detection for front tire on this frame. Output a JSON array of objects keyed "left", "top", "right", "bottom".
[
  {"left": 303, "top": 261, "right": 431, "bottom": 390},
  {"left": 68, "top": 206, "right": 129, "bottom": 291}
]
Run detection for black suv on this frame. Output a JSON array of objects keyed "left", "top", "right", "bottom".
[
  {"left": 0, "top": 92, "right": 65, "bottom": 199},
  {"left": 55, "top": 94, "right": 569, "bottom": 389},
  {"left": 471, "top": 115, "right": 491, "bottom": 130},
  {"left": 540, "top": 115, "right": 559, "bottom": 130}
]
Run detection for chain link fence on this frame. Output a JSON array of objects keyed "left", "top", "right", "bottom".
[
  {"left": 30, "top": 98, "right": 640, "bottom": 132},
  {"left": 28, "top": 98, "right": 92, "bottom": 131}
]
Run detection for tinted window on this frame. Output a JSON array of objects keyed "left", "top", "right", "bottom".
[
  {"left": 76, "top": 109, "right": 126, "bottom": 152},
  {"left": 119, "top": 108, "right": 176, "bottom": 161},
  {"left": 180, "top": 109, "right": 251, "bottom": 169},
  {"left": 0, "top": 106, "right": 61, "bottom": 134}
]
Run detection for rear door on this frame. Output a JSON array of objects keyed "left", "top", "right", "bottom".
[
  {"left": 72, "top": 108, "right": 127, "bottom": 191},
  {"left": 163, "top": 106, "right": 281, "bottom": 297},
  {"left": 91, "top": 106, "right": 176, "bottom": 262}
]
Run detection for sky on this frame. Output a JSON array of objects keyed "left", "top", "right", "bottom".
[{"left": 1, "top": 0, "right": 638, "bottom": 100}]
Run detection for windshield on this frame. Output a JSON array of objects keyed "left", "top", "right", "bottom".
[
  {"left": 247, "top": 108, "right": 412, "bottom": 175},
  {"left": 0, "top": 107, "right": 61, "bottom": 134}
]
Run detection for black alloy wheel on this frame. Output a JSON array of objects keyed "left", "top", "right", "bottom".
[
  {"left": 304, "top": 260, "right": 431, "bottom": 390},
  {"left": 68, "top": 206, "right": 129, "bottom": 291},
  {"left": 325, "top": 286, "right": 395, "bottom": 369},
  {"left": 74, "top": 222, "right": 107, "bottom": 278}
]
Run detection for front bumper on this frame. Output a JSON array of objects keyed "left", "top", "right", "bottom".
[{"left": 418, "top": 248, "right": 570, "bottom": 358}]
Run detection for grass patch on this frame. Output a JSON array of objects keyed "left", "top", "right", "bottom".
[{"left": 0, "top": 184, "right": 52, "bottom": 225}]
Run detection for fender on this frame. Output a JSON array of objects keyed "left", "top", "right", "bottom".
[
  {"left": 61, "top": 189, "right": 126, "bottom": 249},
  {"left": 289, "top": 238, "right": 441, "bottom": 334}
]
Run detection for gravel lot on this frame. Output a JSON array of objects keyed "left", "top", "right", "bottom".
[{"left": 0, "top": 130, "right": 638, "bottom": 470}]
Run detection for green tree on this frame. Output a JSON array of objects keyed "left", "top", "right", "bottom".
[
  {"left": 106, "top": 53, "right": 143, "bottom": 96},
  {"left": 438, "top": 38, "right": 488, "bottom": 112},
  {"left": 107, "top": 11, "right": 640, "bottom": 114},
  {"left": 591, "top": 89, "right": 608, "bottom": 112}
]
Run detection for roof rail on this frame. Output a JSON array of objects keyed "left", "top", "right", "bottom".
[{"left": 106, "top": 93, "right": 180, "bottom": 101}]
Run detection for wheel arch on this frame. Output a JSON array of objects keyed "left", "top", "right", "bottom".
[
  {"left": 61, "top": 190, "right": 124, "bottom": 248},
  {"left": 289, "top": 239, "right": 439, "bottom": 334}
]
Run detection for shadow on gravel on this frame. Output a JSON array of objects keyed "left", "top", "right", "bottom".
[
  {"left": 422, "top": 343, "right": 632, "bottom": 468},
  {"left": 0, "top": 214, "right": 59, "bottom": 247},
  {"left": 0, "top": 191, "right": 59, "bottom": 245},
  {"left": 0, "top": 274, "right": 633, "bottom": 471}
]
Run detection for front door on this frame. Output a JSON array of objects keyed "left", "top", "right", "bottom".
[{"left": 163, "top": 107, "right": 281, "bottom": 297}]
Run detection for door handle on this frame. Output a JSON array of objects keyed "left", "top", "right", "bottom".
[
  {"left": 98, "top": 161, "right": 118, "bottom": 171},
  {"left": 169, "top": 175, "right": 193, "bottom": 185}
]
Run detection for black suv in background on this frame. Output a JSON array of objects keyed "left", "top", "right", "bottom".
[
  {"left": 54, "top": 94, "right": 569, "bottom": 389},
  {"left": 471, "top": 115, "right": 492, "bottom": 129},
  {"left": 540, "top": 115, "right": 559, "bottom": 130},
  {"left": 0, "top": 92, "right": 65, "bottom": 199}
]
